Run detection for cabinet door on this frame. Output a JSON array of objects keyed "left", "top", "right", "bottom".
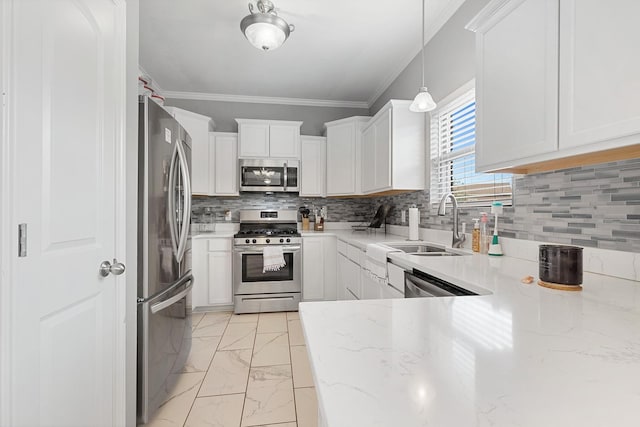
[
  {"left": 361, "top": 124, "right": 376, "bottom": 194},
  {"left": 344, "top": 259, "right": 361, "bottom": 299},
  {"left": 326, "top": 123, "right": 357, "bottom": 195},
  {"left": 213, "top": 133, "right": 239, "bottom": 195},
  {"left": 238, "top": 122, "right": 270, "bottom": 158},
  {"left": 559, "top": 0, "right": 640, "bottom": 150},
  {"left": 381, "top": 282, "right": 403, "bottom": 299},
  {"left": 360, "top": 270, "right": 382, "bottom": 300},
  {"left": 302, "top": 237, "right": 325, "bottom": 301},
  {"left": 269, "top": 124, "right": 300, "bottom": 158},
  {"left": 337, "top": 254, "right": 348, "bottom": 300},
  {"left": 191, "top": 239, "right": 209, "bottom": 309},
  {"left": 300, "top": 136, "right": 326, "bottom": 197},
  {"left": 172, "top": 110, "right": 213, "bottom": 195},
  {"left": 207, "top": 251, "right": 233, "bottom": 305},
  {"left": 373, "top": 109, "right": 392, "bottom": 191},
  {"left": 474, "top": 0, "right": 559, "bottom": 172}
]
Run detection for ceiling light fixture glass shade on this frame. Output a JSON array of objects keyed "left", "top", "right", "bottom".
[
  {"left": 410, "top": 87, "right": 436, "bottom": 112},
  {"left": 240, "top": 0, "right": 294, "bottom": 51},
  {"left": 411, "top": 0, "right": 436, "bottom": 113}
]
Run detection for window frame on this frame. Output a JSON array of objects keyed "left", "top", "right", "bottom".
[{"left": 429, "top": 80, "right": 513, "bottom": 208}]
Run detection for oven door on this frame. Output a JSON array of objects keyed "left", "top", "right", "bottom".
[
  {"left": 233, "top": 245, "right": 301, "bottom": 294},
  {"left": 239, "top": 159, "right": 299, "bottom": 192}
]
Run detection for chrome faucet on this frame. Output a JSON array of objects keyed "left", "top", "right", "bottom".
[{"left": 437, "top": 193, "right": 466, "bottom": 248}]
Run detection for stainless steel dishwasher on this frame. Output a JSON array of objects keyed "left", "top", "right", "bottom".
[{"left": 404, "top": 269, "right": 478, "bottom": 298}]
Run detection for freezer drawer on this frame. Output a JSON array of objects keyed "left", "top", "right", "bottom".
[{"left": 137, "top": 273, "right": 193, "bottom": 424}]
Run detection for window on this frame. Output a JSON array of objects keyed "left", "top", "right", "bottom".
[{"left": 430, "top": 86, "right": 512, "bottom": 206}]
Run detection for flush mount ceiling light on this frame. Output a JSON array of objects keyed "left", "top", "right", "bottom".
[
  {"left": 410, "top": 0, "right": 436, "bottom": 112},
  {"left": 240, "top": 0, "right": 295, "bottom": 51}
]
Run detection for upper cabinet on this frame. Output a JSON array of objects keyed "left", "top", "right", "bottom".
[
  {"left": 165, "top": 107, "right": 215, "bottom": 195},
  {"left": 361, "top": 100, "right": 425, "bottom": 195},
  {"left": 210, "top": 132, "right": 239, "bottom": 196},
  {"left": 300, "top": 136, "right": 326, "bottom": 197},
  {"left": 558, "top": 0, "right": 640, "bottom": 151},
  {"left": 325, "top": 116, "right": 370, "bottom": 196},
  {"left": 236, "top": 119, "right": 302, "bottom": 159},
  {"left": 468, "top": 0, "right": 640, "bottom": 173}
]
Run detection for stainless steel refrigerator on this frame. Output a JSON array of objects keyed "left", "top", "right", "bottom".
[{"left": 137, "top": 96, "right": 193, "bottom": 424}]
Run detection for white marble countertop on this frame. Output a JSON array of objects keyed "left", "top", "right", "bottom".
[
  {"left": 300, "top": 246, "right": 640, "bottom": 426},
  {"left": 301, "top": 229, "right": 409, "bottom": 250}
]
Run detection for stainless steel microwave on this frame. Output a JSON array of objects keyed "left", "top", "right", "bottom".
[{"left": 239, "top": 159, "right": 299, "bottom": 193}]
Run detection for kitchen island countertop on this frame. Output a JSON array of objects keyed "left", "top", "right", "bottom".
[{"left": 300, "top": 247, "right": 640, "bottom": 426}]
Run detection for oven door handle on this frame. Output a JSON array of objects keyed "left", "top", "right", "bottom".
[{"left": 233, "top": 245, "right": 301, "bottom": 253}]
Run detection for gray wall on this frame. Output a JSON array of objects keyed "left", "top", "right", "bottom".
[
  {"left": 164, "top": 98, "right": 369, "bottom": 136},
  {"left": 370, "top": 0, "right": 489, "bottom": 114}
]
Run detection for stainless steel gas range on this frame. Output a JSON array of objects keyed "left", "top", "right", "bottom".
[{"left": 233, "top": 209, "right": 301, "bottom": 313}]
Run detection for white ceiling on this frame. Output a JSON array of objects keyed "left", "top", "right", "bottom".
[{"left": 140, "top": 0, "right": 465, "bottom": 108}]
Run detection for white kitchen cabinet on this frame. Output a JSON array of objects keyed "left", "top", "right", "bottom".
[
  {"left": 302, "top": 235, "right": 337, "bottom": 301},
  {"left": 325, "top": 116, "right": 370, "bottom": 196},
  {"left": 337, "top": 253, "right": 349, "bottom": 300},
  {"left": 210, "top": 132, "right": 239, "bottom": 196},
  {"left": 381, "top": 282, "right": 404, "bottom": 299},
  {"left": 361, "top": 100, "right": 425, "bottom": 195},
  {"left": 236, "top": 119, "right": 302, "bottom": 159},
  {"left": 360, "top": 269, "right": 382, "bottom": 300},
  {"left": 558, "top": 0, "right": 640, "bottom": 151},
  {"left": 165, "top": 107, "right": 215, "bottom": 195},
  {"left": 192, "top": 237, "right": 233, "bottom": 309},
  {"left": 468, "top": 0, "right": 640, "bottom": 173},
  {"left": 300, "top": 136, "right": 326, "bottom": 197}
]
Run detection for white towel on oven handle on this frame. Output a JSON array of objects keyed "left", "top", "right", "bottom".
[{"left": 263, "top": 245, "right": 286, "bottom": 273}]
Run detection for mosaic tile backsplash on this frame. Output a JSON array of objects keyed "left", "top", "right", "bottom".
[{"left": 193, "top": 158, "right": 640, "bottom": 252}]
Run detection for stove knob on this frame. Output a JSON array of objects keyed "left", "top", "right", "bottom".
[
  {"left": 266, "top": 239, "right": 271, "bottom": 243},
  {"left": 286, "top": 238, "right": 291, "bottom": 243},
  {"left": 280, "top": 238, "right": 284, "bottom": 243},
  {"left": 252, "top": 239, "right": 257, "bottom": 244},
  {"left": 245, "top": 239, "right": 250, "bottom": 244}
]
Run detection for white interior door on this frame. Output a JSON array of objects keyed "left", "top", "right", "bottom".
[{"left": 5, "top": 0, "right": 127, "bottom": 425}]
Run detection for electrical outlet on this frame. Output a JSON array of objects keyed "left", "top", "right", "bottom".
[{"left": 401, "top": 210, "right": 406, "bottom": 223}]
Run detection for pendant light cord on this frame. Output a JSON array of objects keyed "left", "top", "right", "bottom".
[{"left": 421, "top": 0, "right": 425, "bottom": 87}]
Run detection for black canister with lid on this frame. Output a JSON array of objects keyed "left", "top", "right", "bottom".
[{"left": 539, "top": 245, "right": 583, "bottom": 285}]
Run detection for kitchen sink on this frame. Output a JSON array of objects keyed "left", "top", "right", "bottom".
[
  {"left": 409, "top": 252, "right": 461, "bottom": 257},
  {"left": 384, "top": 243, "right": 446, "bottom": 253},
  {"left": 383, "top": 242, "right": 470, "bottom": 257}
]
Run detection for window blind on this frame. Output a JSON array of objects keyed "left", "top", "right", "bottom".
[{"left": 430, "top": 88, "right": 512, "bottom": 206}]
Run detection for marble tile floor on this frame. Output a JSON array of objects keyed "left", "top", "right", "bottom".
[{"left": 145, "top": 311, "right": 318, "bottom": 427}]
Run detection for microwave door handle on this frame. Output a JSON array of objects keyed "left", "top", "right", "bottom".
[
  {"left": 175, "top": 139, "right": 191, "bottom": 262},
  {"left": 168, "top": 143, "right": 180, "bottom": 259},
  {"left": 283, "top": 161, "right": 287, "bottom": 191}
]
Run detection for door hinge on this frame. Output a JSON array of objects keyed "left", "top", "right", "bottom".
[{"left": 18, "top": 223, "right": 27, "bottom": 257}]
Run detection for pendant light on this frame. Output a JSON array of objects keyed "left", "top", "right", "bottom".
[
  {"left": 240, "top": 0, "right": 295, "bottom": 51},
  {"left": 409, "top": 0, "right": 436, "bottom": 112}
]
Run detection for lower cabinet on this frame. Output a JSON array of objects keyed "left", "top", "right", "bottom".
[
  {"left": 302, "top": 236, "right": 337, "bottom": 301},
  {"left": 336, "top": 240, "right": 363, "bottom": 300},
  {"left": 360, "top": 269, "right": 382, "bottom": 300},
  {"left": 192, "top": 237, "right": 233, "bottom": 309}
]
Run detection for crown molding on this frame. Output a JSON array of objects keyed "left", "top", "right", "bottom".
[
  {"left": 163, "top": 90, "right": 369, "bottom": 109},
  {"left": 138, "top": 65, "right": 164, "bottom": 95},
  {"left": 465, "top": 0, "right": 513, "bottom": 32},
  {"left": 366, "top": 0, "right": 467, "bottom": 108}
]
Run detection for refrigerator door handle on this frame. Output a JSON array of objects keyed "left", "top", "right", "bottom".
[
  {"left": 167, "top": 143, "right": 180, "bottom": 259},
  {"left": 150, "top": 273, "right": 194, "bottom": 314},
  {"left": 175, "top": 138, "right": 191, "bottom": 262}
]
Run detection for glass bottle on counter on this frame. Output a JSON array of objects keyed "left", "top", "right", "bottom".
[
  {"left": 480, "top": 212, "right": 489, "bottom": 254},
  {"left": 472, "top": 218, "right": 480, "bottom": 253}
]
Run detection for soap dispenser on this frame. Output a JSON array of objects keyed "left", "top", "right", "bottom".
[{"left": 472, "top": 218, "right": 480, "bottom": 253}]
